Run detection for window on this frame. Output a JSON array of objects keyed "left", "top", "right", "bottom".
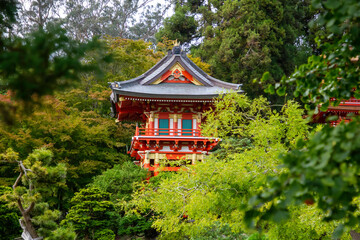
[
  {"left": 182, "top": 119, "right": 192, "bottom": 136},
  {"left": 159, "top": 119, "right": 169, "bottom": 135}
]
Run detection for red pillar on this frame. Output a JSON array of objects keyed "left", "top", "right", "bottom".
[{"left": 149, "top": 113, "right": 155, "bottom": 136}]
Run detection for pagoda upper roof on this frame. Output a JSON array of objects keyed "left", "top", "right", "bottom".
[{"left": 109, "top": 46, "right": 242, "bottom": 100}]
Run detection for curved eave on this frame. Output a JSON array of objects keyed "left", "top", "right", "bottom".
[{"left": 112, "top": 88, "right": 243, "bottom": 100}]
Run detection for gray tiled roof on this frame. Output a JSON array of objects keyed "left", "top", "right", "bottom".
[
  {"left": 109, "top": 47, "right": 242, "bottom": 99},
  {"left": 112, "top": 83, "right": 233, "bottom": 99}
]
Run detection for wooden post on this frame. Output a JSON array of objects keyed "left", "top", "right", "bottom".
[
  {"left": 154, "top": 153, "right": 160, "bottom": 176},
  {"left": 173, "top": 114, "right": 178, "bottom": 136},
  {"left": 143, "top": 151, "right": 150, "bottom": 169},
  {"left": 192, "top": 154, "right": 196, "bottom": 165},
  {"left": 135, "top": 122, "right": 139, "bottom": 136},
  {"left": 149, "top": 112, "right": 155, "bottom": 136}
]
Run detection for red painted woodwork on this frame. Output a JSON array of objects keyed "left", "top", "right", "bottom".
[
  {"left": 113, "top": 76, "right": 221, "bottom": 175},
  {"left": 313, "top": 97, "right": 360, "bottom": 126},
  {"left": 116, "top": 98, "right": 220, "bottom": 174},
  {"left": 109, "top": 46, "right": 242, "bottom": 176},
  {"left": 160, "top": 70, "right": 172, "bottom": 81},
  {"left": 160, "top": 69, "right": 194, "bottom": 84},
  {"left": 173, "top": 69, "right": 181, "bottom": 78},
  {"left": 181, "top": 71, "right": 193, "bottom": 81}
]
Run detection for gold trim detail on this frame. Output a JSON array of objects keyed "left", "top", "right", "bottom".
[
  {"left": 191, "top": 77, "right": 203, "bottom": 86},
  {"left": 151, "top": 78, "right": 163, "bottom": 85},
  {"left": 150, "top": 62, "right": 204, "bottom": 86},
  {"left": 170, "top": 62, "right": 186, "bottom": 72}
]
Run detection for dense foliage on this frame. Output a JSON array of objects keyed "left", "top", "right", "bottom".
[
  {"left": 1, "top": 148, "right": 70, "bottom": 239},
  {"left": 267, "top": 0, "right": 360, "bottom": 110},
  {"left": 61, "top": 187, "right": 118, "bottom": 239},
  {"left": 0, "top": 186, "right": 20, "bottom": 239},
  {"left": 157, "top": 0, "right": 316, "bottom": 101},
  {"left": 1, "top": 0, "right": 359, "bottom": 239},
  {"left": 15, "top": 0, "right": 170, "bottom": 42},
  {"left": 245, "top": 0, "right": 360, "bottom": 239}
]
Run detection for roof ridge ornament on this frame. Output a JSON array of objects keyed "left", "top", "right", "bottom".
[
  {"left": 172, "top": 40, "right": 181, "bottom": 55},
  {"left": 173, "top": 46, "right": 181, "bottom": 55}
]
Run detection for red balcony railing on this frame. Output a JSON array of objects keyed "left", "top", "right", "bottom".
[{"left": 135, "top": 127, "right": 202, "bottom": 137}]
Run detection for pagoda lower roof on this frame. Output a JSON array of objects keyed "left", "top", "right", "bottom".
[{"left": 112, "top": 83, "right": 232, "bottom": 99}]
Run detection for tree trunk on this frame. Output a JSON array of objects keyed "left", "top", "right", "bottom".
[{"left": 22, "top": 213, "right": 39, "bottom": 239}]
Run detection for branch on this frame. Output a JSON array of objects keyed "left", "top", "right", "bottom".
[
  {"left": 17, "top": 198, "right": 25, "bottom": 214},
  {"left": 25, "top": 202, "right": 35, "bottom": 214},
  {"left": 19, "top": 161, "right": 32, "bottom": 177},
  {"left": 13, "top": 167, "right": 23, "bottom": 190}
]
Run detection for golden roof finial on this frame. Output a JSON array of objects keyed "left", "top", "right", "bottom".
[{"left": 173, "top": 39, "right": 180, "bottom": 47}]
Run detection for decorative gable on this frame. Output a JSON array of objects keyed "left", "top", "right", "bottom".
[{"left": 151, "top": 62, "right": 204, "bottom": 86}]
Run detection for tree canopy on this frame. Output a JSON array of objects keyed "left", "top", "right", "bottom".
[
  {"left": 1, "top": 0, "right": 360, "bottom": 239},
  {"left": 156, "top": 0, "right": 316, "bottom": 102},
  {"left": 245, "top": 1, "right": 360, "bottom": 238}
]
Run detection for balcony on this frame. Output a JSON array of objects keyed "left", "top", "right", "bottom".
[{"left": 134, "top": 127, "right": 203, "bottom": 138}]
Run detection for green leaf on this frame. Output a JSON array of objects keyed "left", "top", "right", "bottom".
[
  {"left": 271, "top": 210, "right": 290, "bottom": 223},
  {"left": 332, "top": 224, "right": 345, "bottom": 239},
  {"left": 321, "top": 177, "right": 335, "bottom": 187},
  {"left": 324, "top": 0, "right": 341, "bottom": 9},
  {"left": 276, "top": 87, "right": 286, "bottom": 96},
  {"left": 311, "top": 0, "right": 321, "bottom": 8},
  {"left": 320, "top": 102, "right": 329, "bottom": 112},
  {"left": 267, "top": 85, "right": 275, "bottom": 94},
  {"left": 261, "top": 72, "right": 270, "bottom": 83}
]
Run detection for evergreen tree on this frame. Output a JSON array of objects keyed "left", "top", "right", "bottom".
[
  {"left": 157, "top": 0, "right": 316, "bottom": 102},
  {"left": 246, "top": 0, "right": 360, "bottom": 238},
  {"left": 61, "top": 187, "right": 118, "bottom": 240},
  {"left": 16, "top": 0, "right": 64, "bottom": 34},
  {"left": 63, "top": 0, "right": 169, "bottom": 42},
  {"left": 1, "top": 148, "right": 69, "bottom": 239},
  {"left": 0, "top": 186, "right": 21, "bottom": 240}
]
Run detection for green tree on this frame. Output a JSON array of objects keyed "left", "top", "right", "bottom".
[
  {"left": 0, "top": 96, "right": 131, "bottom": 208},
  {"left": 158, "top": 0, "right": 316, "bottom": 102},
  {"left": 16, "top": 0, "right": 64, "bottom": 34},
  {"left": 245, "top": 0, "right": 360, "bottom": 238},
  {"left": 90, "top": 161, "right": 158, "bottom": 238},
  {"left": 45, "top": 226, "right": 76, "bottom": 240},
  {"left": 63, "top": 0, "right": 169, "bottom": 42},
  {"left": 1, "top": 148, "right": 67, "bottom": 239},
  {"left": 0, "top": 2, "right": 108, "bottom": 125},
  {"left": 0, "top": 186, "right": 20, "bottom": 240},
  {"left": 0, "top": 24, "right": 104, "bottom": 104},
  {"left": 91, "top": 161, "right": 148, "bottom": 202},
  {"left": 155, "top": 7, "right": 198, "bottom": 44},
  {"left": 61, "top": 187, "right": 118, "bottom": 240},
  {"left": 132, "top": 93, "right": 315, "bottom": 239},
  {"left": 267, "top": 0, "right": 360, "bottom": 110},
  {"left": 102, "top": 37, "right": 165, "bottom": 82}
]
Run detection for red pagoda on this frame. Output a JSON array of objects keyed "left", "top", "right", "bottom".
[
  {"left": 109, "top": 46, "right": 241, "bottom": 175},
  {"left": 313, "top": 97, "right": 360, "bottom": 126},
  {"left": 312, "top": 56, "right": 360, "bottom": 126}
]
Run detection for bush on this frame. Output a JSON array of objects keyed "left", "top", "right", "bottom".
[{"left": 94, "top": 229, "right": 115, "bottom": 240}]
